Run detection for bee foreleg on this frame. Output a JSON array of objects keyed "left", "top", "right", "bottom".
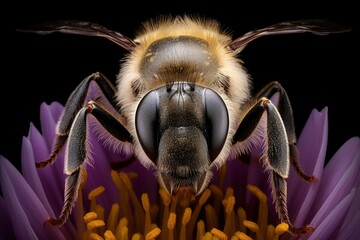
[
  {"left": 36, "top": 72, "right": 119, "bottom": 168},
  {"left": 256, "top": 81, "right": 316, "bottom": 182},
  {"left": 272, "top": 172, "right": 314, "bottom": 235},
  {"left": 45, "top": 168, "right": 82, "bottom": 226},
  {"left": 233, "top": 98, "right": 313, "bottom": 235},
  {"left": 46, "top": 101, "right": 132, "bottom": 226}
]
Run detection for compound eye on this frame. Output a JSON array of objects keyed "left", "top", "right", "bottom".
[
  {"left": 135, "top": 91, "right": 159, "bottom": 162},
  {"left": 203, "top": 88, "right": 229, "bottom": 160}
]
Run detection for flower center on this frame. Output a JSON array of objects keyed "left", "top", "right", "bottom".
[{"left": 77, "top": 166, "right": 289, "bottom": 240}]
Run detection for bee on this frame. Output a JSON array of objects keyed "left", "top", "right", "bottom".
[{"left": 22, "top": 16, "right": 350, "bottom": 235}]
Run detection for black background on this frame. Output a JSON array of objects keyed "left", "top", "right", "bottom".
[{"left": 2, "top": 2, "right": 359, "bottom": 170}]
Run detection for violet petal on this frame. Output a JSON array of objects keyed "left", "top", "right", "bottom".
[
  {"left": 39, "top": 102, "right": 61, "bottom": 148},
  {"left": 27, "top": 121, "right": 65, "bottom": 206},
  {"left": 0, "top": 156, "right": 66, "bottom": 239},
  {"left": 307, "top": 137, "right": 360, "bottom": 222},
  {"left": 0, "top": 196, "right": 15, "bottom": 239},
  {"left": 341, "top": 163, "right": 360, "bottom": 231},
  {"left": 336, "top": 210, "right": 360, "bottom": 240},
  {"left": 288, "top": 108, "right": 328, "bottom": 226},
  {"left": 308, "top": 188, "right": 355, "bottom": 240},
  {"left": 21, "top": 133, "right": 55, "bottom": 216}
]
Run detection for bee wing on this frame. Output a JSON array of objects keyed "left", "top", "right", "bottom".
[
  {"left": 17, "top": 21, "right": 137, "bottom": 52},
  {"left": 227, "top": 19, "right": 351, "bottom": 53}
]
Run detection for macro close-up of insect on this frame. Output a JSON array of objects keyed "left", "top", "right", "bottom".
[{"left": 15, "top": 15, "right": 352, "bottom": 238}]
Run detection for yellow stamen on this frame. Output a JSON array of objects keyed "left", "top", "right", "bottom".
[
  {"left": 115, "top": 217, "right": 128, "bottom": 238},
  {"left": 274, "top": 223, "right": 288, "bottom": 234},
  {"left": 235, "top": 231, "right": 253, "bottom": 240},
  {"left": 182, "top": 207, "right": 192, "bottom": 225},
  {"left": 188, "top": 189, "right": 211, "bottom": 238},
  {"left": 88, "top": 186, "right": 105, "bottom": 213},
  {"left": 243, "top": 220, "right": 259, "bottom": 233},
  {"left": 145, "top": 227, "right": 161, "bottom": 240},
  {"left": 237, "top": 208, "right": 247, "bottom": 233},
  {"left": 84, "top": 212, "right": 98, "bottom": 224},
  {"left": 211, "top": 228, "right": 228, "bottom": 240},
  {"left": 205, "top": 204, "right": 218, "bottom": 230},
  {"left": 127, "top": 171, "right": 138, "bottom": 179},
  {"left": 203, "top": 232, "right": 213, "bottom": 240},
  {"left": 87, "top": 220, "right": 106, "bottom": 230},
  {"left": 266, "top": 225, "right": 274, "bottom": 240},
  {"left": 104, "top": 230, "right": 116, "bottom": 240},
  {"left": 118, "top": 217, "right": 128, "bottom": 229},
  {"left": 111, "top": 170, "right": 132, "bottom": 227},
  {"left": 107, "top": 203, "right": 119, "bottom": 234},
  {"left": 225, "top": 196, "right": 235, "bottom": 214},
  {"left": 224, "top": 188, "right": 234, "bottom": 199},
  {"left": 119, "top": 172, "right": 145, "bottom": 230},
  {"left": 80, "top": 161, "right": 300, "bottom": 240},
  {"left": 181, "top": 208, "right": 192, "bottom": 240},
  {"left": 111, "top": 170, "right": 122, "bottom": 189},
  {"left": 94, "top": 205, "right": 105, "bottom": 221},
  {"left": 167, "top": 212, "right": 176, "bottom": 240},
  {"left": 196, "top": 220, "right": 205, "bottom": 240},
  {"left": 131, "top": 233, "right": 142, "bottom": 240},
  {"left": 247, "top": 185, "right": 268, "bottom": 239},
  {"left": 223, "top": 196, "right": 236, "bottom": 237},
  {"left": 141, "top": 193, "right": 150, "bottom": 212},
  {"left": 159, "top": 187, "right": 171, "bottom": 205},
  {"left": 142, "top": 193, "right": 152, "bottom": 235},
  {"left": 159, "top": 187, "right": 171, "bottom": 240},
  {"left": 167, "top": 212, "right": 176, "bottom": 230},
  {"left": 89, "top": 232, "right": 104, "bottom": 240},
  {"left": 199, "top": 188, "right": 212, "bottom": 205},
  {"left": 209, "top": 185, "right": 224, "bottom": 216},
  {"left": 119, "top": 225, "right": 129, "bottom": 240},
  {"left": 88, "top": 186, "right": 105, "bottom": 200},
  {"left": 273, "top": 223, "right": 289, "bottom": 240}
]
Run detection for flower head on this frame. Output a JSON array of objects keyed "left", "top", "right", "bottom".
[{"left": 1, "top": 102, "right": 359, "bottom": 240}]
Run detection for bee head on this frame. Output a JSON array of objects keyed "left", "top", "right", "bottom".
[{"left": 135, "top": 82, "right": 229, "bottom": 195}]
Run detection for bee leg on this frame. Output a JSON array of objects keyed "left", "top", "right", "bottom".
[
  {"left": 272, "top": 172, "right": 314, "bottom": 235},
  {"left": 233, "top": 98, "right": 313, "bottom": 235},
  {"left": 45, "top": 168, "right": 82, "bottom": 226},
  {"left": 256, "top": 81, "right": 316, "bottom": 182},
  {"left": 36, "top": 72, "right": 120, "bottom": 168},
  {"left": 46, "top": 101, "right": 132, "bottom": 226}
]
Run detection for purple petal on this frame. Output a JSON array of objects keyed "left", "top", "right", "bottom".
[
  {"left": 308, "top": 188, "right": 355, "bottom": 240},
  {"left": 288, "top": 108, "right": 328, "bottom": 226},
  {"left": 21, "top": 133, "right": 55, "bottom": 216},
  {"left": 306, "top": 137, "right": 360, "bottom": 222},
  {"left": 40, "top": 102, "right": 63, "bottom": 147},
  {"left": 38, "top": 102, "right": 86, "bottom": 236},
  {"left": 0, "top": 196, "right": 15, "bottom": 239},
  {"left": 28, "top": 122, "right": 65, "bottom": 206},
  {"left": 0, "top": 156, "right": 66, "bottom": 239},
  {"left": 336, "top": 210, "right": 360, "bottom": 240},
  {"left": 341, "top": 162, "right": 360, "bottom": 231}
]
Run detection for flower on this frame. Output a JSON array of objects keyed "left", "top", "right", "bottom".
[{"left": 1, "top": 102, "right": 359, "bottom": 240}]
